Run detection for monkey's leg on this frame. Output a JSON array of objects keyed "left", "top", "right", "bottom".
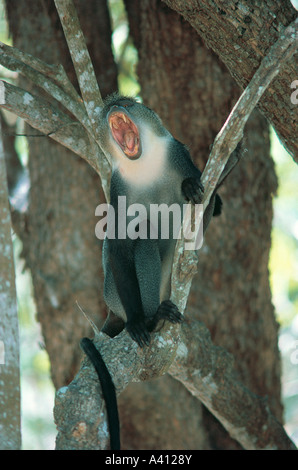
[
  {"left": 134, "top": 234, "right": 161, "bottom": 319},
  {"left": 101, "top": 311, "right": 125, "bottom": 338},
  {"left": 134, "top": 230, "right": 182, "bottom": 333},
  {"left": 108, "top": 245, "right": 150, "bottom": 347}
]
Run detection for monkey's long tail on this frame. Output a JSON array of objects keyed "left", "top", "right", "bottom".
[{"left": 80, "top": 337, "right": 120, "bottom": 450}]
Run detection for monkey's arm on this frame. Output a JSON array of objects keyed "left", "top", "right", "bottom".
[
  {"left": 134, "top": 228, "right": 161, "bottom": 319},
  {"left": 202, "top": 141, "right": 244, "bottom": 232},
  {"left": 170, "top": 139, "right": 203, "bottom": 181},
  {"left": 101, "top": 311, "right": 125, "bottom": 338},
  {"left": 171, "top": 139, "right": 224, "bottom": 219}
]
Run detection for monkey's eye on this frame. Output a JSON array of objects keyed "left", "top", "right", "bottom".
[{"left": 118, "top": 99, "right": 133, "bottom": 108}]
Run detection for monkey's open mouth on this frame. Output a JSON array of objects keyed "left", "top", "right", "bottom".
[{"left": 108, "top": 111, "right": 141, "bottom": 159}]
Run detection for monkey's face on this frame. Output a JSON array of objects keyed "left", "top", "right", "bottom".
[
  {"left": 99, "top": 94, "right": 168, "bottom": 164},
  {"left": 107, "top": 102, "right": 142, "bottom": 160}
]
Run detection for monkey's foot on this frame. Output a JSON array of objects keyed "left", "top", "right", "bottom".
[
  {"left": 155, "top": 300, "right": 183, "bottom": 324},
  {"left": 126, "top": 320, "right": 151, "bottom": 348},
  {"left": 182, "top": 177, "right": 204, "bottom": 204}
]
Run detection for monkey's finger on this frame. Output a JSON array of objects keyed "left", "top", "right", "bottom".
[
  {"left": 131, "top": 331, "right": 149, "bottom": 348},
  {"left": 165, "top": 307, "right": 183, "bottom": 323},
  {"left": 127, "top": 322, "right": 151, "bottom": 347},
  {"left": 167, "top": 315, "right": 182, "bottom": 323},
  {"left": 191, "top": 180, "right": 204, "bottom": 204},
  {"left": 182, "top": 177, "right": 204, "bottom": 204},
  {"left": 156, "top": 300, "right": 183, "bottom": 323}
]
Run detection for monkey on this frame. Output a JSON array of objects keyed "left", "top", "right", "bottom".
[
  {"left": 97, "top": 93, "right": 226, "bottom": 347},
  {"left": 81, "top": 93, "right": 243, "bottom": 449}
]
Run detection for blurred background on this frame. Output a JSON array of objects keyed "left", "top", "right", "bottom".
[{"left": 0, "top": 0, "right": 297, "bottom": 450}]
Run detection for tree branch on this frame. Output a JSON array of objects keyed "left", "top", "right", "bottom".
[
  {"left": 169, "top": 320, "right": 296, "bottom": 450},
  {"left": 54, "top": 16, "right": 297, "bottom": 450},
  {"left": 0, "top": 40, "right": 80, "bottom": 102},
  {"left": 0, "top": 36, "right": 111, "bottom": 197},
  {"left": 55, "top": 317, "right": 296, "bottom": 450},
  {"left": 0, "top": 80, "right": 102, "bottom": 173},
  {"left": 54, "top": 0, "right": 104, "bottom": 131},
  {"left": 170, "top": 15, "right": 298, "bottom": 312},
  {"left": 53, "top": 0, "right": 112, "bottom": 199},
  {"left": 163, "top": 0, "right": 298, "bottom": 161},
  {"left": 0, "top": 120, "right": 21, "bottom": 450},
  {"left": 53, "top": 1, "right": 116, "bottom": 200}
]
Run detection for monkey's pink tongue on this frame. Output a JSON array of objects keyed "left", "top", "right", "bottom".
[{"left": 124, "top": 131, "right": 135, "bottom": 151}]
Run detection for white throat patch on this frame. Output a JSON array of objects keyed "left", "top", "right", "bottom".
[{"left": 110, "top": 126, "right": 170, "bottom": 187}]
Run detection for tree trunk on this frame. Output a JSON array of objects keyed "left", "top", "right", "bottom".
[
  {"left": 5, "top": 0, "right": 117, "bottom": 388},
  {"left": 122, "top": 0, "right": 281, "bottom": 449},
  {"left": 0, "top": 122, "right": 21, "bottom": 450},
  {"left": 162, "top": 0, "right": 298, "bottom": 161}
]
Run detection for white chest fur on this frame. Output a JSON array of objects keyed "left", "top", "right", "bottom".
[{"left": 111, "top": 127, "right": 170, "bottom": 187}]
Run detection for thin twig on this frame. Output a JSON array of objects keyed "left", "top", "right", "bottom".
[{"left": 75, "top": 301, "right": 100, "bottom": 336}]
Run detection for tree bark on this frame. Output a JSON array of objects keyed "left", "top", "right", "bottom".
[
  {"left": 54, "top": 319, "right": 295, "bottom": 450},
  {"left": 0, "top": 122, "right": 21, "bottom": 450},
  {"left": 5, "top": 0, "right": 117, "bottom": 388},
  {"left": 162, "top": 0, "right": 298, "bottom": 161},
  {"left": 123, "top": 0, "right": 282, "bottom": 449}
]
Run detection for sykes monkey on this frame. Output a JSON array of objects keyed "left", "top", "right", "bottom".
[
  {"left": 81, "top": 94, "right": 242, "bottom": 449},
  {"left": 99, "top": 93, "right": 224, "bottom": 346}
]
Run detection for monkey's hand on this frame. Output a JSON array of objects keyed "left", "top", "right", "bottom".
[
  {"left": 127, "top": 302, "right": 182, "bottom": 347},
  {"left": 153, "top": 300, "right": 183, "bottom": 325},
  {"left": 126, "top": 319, "right": 151, "bottom": 348},
  {"left": 182, "top": 177, "right": 204, "bottom": 204}
]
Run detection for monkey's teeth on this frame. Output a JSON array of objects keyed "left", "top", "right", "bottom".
[
  {"left": 122, "top": 114, "right": 128, "bottom": 123},
  {"left": 112, "top": 121, "right": 119, "bottom": 129}
]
